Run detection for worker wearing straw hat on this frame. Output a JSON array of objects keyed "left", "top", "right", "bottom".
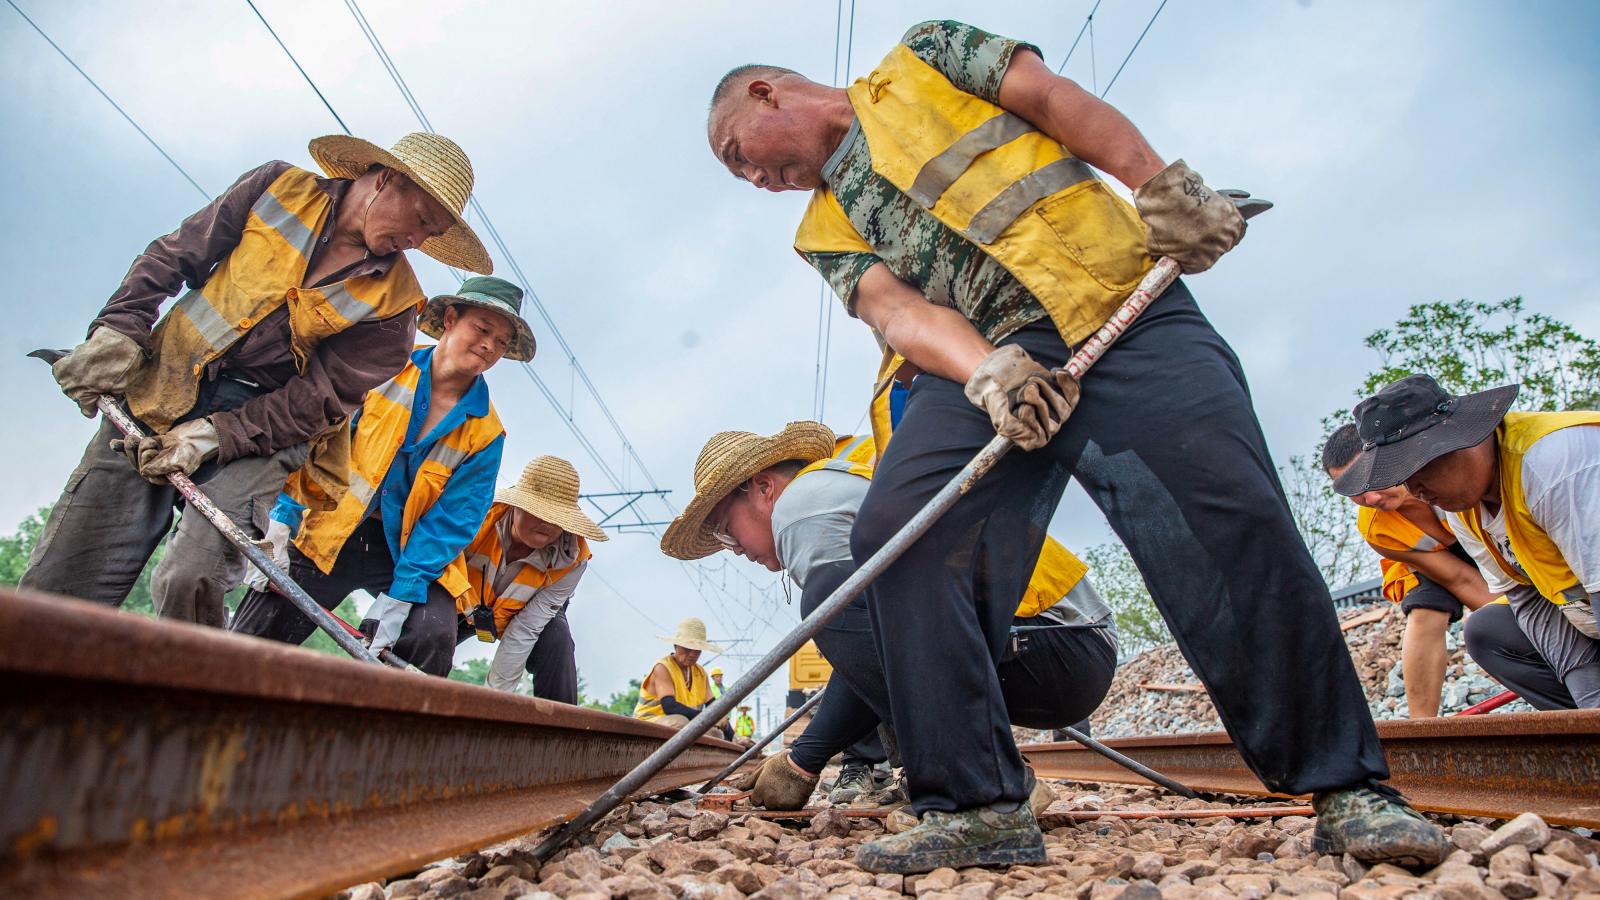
[
  {"left": 636, "top": 617, "right": 733, "bottom": 738},
  {"left": 452, "top": 455, "right": 608, "bottom": 701},
  {"left": 231, "top": 276, "right": 531, "bottom": 674},
  {"left": 27, "top": 132, "right": 493, "bottom": 631}
]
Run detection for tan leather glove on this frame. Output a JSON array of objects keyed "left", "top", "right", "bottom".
[
  {"left": 963, "top": 345, "right": 1080, "bottom": 451},
  {"left": 135, "top": 418, "right": 219, "bottom": 483},
  {"left": 750, "top": 750, "right": 819, "bottom": 811},
  {"left": 52, "top": 327, "right": 143, "bottom": 417},
  {"left": 1133, "top": 159, "right": 1246, "bottom": 274}
]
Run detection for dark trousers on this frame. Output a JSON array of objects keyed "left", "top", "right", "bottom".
[
  {"left": 231, "top": 517, "right": 459, "bottom": 676},
  {"left": 851, "top": 284, "right": 1388, "bottom": 813},
  {"left": 474, "top": 601, "right": 580, "bottom": 703},
  {"left": 787, "top": 560, "right": 1117, "bottom": 777},
  {"left": 1463, "top": 601, "right": 1577, "bottom": 710}
]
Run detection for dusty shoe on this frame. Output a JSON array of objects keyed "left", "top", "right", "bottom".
[
  {"left": 859, "top": 771, "right": 910, "bottom": 809},
  {"left": 1312, "top": 784, "right": 1450, "bottom": 868},
  {"left": 1025, "top": 767, "right": 1056, "bottom": 818},
  {"left": 828, "top": 762, "right": 875, "bottom": 805},
  {"left": 750, "top": 751, "right": 819, "bottom": 811},
  {"left": 855, "top": 804, "right": 1046, "bottom": 874}
]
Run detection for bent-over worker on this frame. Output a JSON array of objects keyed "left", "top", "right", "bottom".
[{"left": 636, "top": 617, "right": 734, "bottom": 738}]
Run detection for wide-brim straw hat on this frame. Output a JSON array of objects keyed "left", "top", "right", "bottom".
[
  {"left": 494, "top": 455, "right": 608, "bottom": 542},
  {"left": 308, "top": 132, "right": 494, "bottom": 274},
  {"left": 660, "top": 421, "right": 837, "bottom": 561},
  {"left": 1334, "top": 375, "right": 1520, "bottom": 496},
  {"left": 422, "top": 275, "right": 536, "bottom": 361},
  {"left": 658, "top": 617, "right": 724, "bottom": 654}
]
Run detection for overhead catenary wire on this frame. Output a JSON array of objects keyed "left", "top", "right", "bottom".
[
  {"left": 1056, "top": 0, "right": 1105, "bottom": 74},
  {"left": 244, "top": 0, "right": 350, "bottom": 134},
  {"left": 1101, "top": 0, "right": 1169, "bottom": 98},
  {"left": 5, "top": 0, "right": 210, "bottom": 201}
]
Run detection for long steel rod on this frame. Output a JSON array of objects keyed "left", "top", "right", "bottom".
[
  {"left": 700, "top": 687, "right": 828, "bottom": 793},
  {"left": 534, "top": 256, "right": 1190, "bottom": 860},
  {"left": 1059, "top": 726, "right": 1196, "bottom": 797}
]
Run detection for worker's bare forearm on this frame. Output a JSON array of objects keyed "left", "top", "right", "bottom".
[
  {"left": 1383, "top": 547, "right": 1498, "bottom": 611},
  {"left": 998, "top": 50, "right": 1164, "bottom": 190},
  {"left": 854, "top": 265, "right": 992, "bottom": 384}
]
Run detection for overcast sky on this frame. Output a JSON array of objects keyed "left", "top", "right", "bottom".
[{"left": 3, "top": 0, "right": 1597, "bottom": 720}]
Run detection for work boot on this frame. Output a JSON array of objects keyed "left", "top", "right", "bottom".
[
  {"left": 862, "top": 771, "right": 910, "bottom": 809},
  {"left": 828, "top": 761, "right": 876, "bottom": 805},
  {"left": 1311, "top": 783, "right": 1451, "bottom": 869},
  {"left": 1025, "top": 767, "right": 1056, "bottom": 818},
  {"left": 750, "top": 751, "right": 819, "bottom": 811},
  {"left": 855, "top": 804, "right": 1047, "bottom": 874}
]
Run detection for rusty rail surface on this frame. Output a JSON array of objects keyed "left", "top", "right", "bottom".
[
  {"left": 0, "top": 588, "right": 744, "bottom": 899},
  {"left": 1022, "top": 710, "right": 1600, "bottom": 827}
]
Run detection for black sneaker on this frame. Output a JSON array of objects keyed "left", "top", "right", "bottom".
[
  {"left": 828, "top": 761, "right": 875, "bottom": 805},
  {"left": 855, "top": 803, "right": 1046, "bottom": 874},
  {"left": 1311, "top": 783, "right": 1451, "bottom": 869}
]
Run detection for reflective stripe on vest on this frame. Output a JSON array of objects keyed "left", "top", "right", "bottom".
[{"left": 448, "top": 503, "right": 592, "bottom": 631}]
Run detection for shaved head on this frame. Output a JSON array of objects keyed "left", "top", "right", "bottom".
[
  {"left": 710, "top": 64, "right": 801, "bottom": 119},
  {"left": 705, "top": 63, "right": 852, "bottom": 193}
]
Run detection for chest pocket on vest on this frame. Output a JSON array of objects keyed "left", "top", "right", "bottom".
[{"left": 1034, "top": 181, "right": 1149, "bottom": 292}]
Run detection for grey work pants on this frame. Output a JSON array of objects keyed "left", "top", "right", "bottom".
[
  {"left": 1504, "top": 585, "right": 1600, "bottom": 708},
  {"left": 21, "top": 409, "right": 307, "bottom": 628}
]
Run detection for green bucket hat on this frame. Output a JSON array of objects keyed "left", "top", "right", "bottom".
[{"left": 420, "top": 276, "right": 536, "bottom": 362}]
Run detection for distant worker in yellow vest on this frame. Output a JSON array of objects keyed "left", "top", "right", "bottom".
[
  {"left": 1336, "top": 375, "right": 1600, "bottom": 709},
  {"left": 709, "top": 666, "right": 726, "bottom": 699},
  {"left": 451, "top": 455, "right": 607, "bottom": 700},
  {"left": 734, "top": 705, "right": 756, "bottom": 742},
  {"left": 662, "top": 423, "right": 1117, "bottom": 817},
  {"left": 231, "top": 276, "right": 533, "bottom": 674},
  {"left": 635, "top": 617, "right": 734, "bottom": 738},
  {"left": 1320, "top": 424, "right": 1497, "bottom": 717},
  {"left": 706, "top": 20, "right": 1444, "bottom": 872},
  {"left": 25, "top": 132, "right": 490, "bottom": 630}
]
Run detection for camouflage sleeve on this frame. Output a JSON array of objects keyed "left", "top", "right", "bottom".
[
  {"left": 900, "top": 20, "right": 1042, "bottom": 103},
  {"left": 800, "top": 251, "right": 881, "bottom": 318}
]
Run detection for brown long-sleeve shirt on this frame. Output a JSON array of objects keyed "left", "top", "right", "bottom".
[{"left": 91, "top": 161, "right": 419, "bottom": 462}]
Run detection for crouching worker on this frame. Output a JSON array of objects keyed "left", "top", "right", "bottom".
[
  {"left": 636, "top": 617, "right": 735, "bottom": 739},
  {"left": 24, "top": 132, "right": 490, "bottom": 626},
  {"left": 1336, "top": 375, "right": 1600, "bottom": 708},
  {"left": 232, "top": 277, "right": 534, "bottom": 673},
  {"left": 1321, "top": 424, "right": 1496, "bottom": 716},
  {"left": 660, "top": 423, "right": 1118, "bottom": 813},
  {"left": 451, "top": 455, "right": 607, "bottom": 699}
]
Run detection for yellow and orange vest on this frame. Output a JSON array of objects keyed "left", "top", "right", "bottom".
[{"left": 449, "top": 503, "right": 593, "bottom": 634}]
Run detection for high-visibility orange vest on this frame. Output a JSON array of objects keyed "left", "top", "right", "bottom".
[
  {"left": 1357, "top": 506, "right": 1455, "bottom": 604},
  {"left": 449, "top": 503, "right": 592, "bottom": 634}
]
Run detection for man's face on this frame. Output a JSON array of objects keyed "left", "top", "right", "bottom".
[
  {"left": 362, "top": 169, "right": 455, "bottom": 256},
  {"left": 1404, "top": 438, "right": 1498, "bottom": 512},
  {"left": 710, "top": 80, "right": 832, "bottom": 193},
  {"left": 510, "top": 508, "right": 565, "bottom": 551},
  {"left": 707, "top": 474, "right": 784, "bottom": 571},
  {"left": 437, "top": 305, "right": 514, "bottom": 377},
  {"left": 672, "top": 644, "right": 702, "bottom": 668},
  {"left": 1326, "top": 461, "right": 1410, "bottom": 511}
]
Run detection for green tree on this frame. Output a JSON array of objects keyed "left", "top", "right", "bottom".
[
  {"left": 585, "top": 678, "right": 641, "bottom": 716},
  {"left": 450, "top": 657, "right": 492, "bottom": 686},
  {"left": 0, "top": 504, "right": 164, "bottom": 616}
]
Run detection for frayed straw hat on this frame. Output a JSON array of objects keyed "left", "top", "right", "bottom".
[
  {"left": 308, "top": 132, "right": 494, "bottom": 274},
  {"left": 659, "top": 617, "right": 724, "bottom": 653},
  {"left": 660, "top": 421, "right": 837, "bottom": 561},
  {"left": 494, "top": 456, "right": 608, "bottom": 542}
]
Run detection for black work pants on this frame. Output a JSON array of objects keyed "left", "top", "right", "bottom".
[
  {"left": 231, "top": 517, "right": 460, "bottom": 676},
  {"left": 851, "top": 283, "right": 1388, "bottom": 814},
  {"left": 1463, "top": 601, "right": 1577, "bottom": 710},
  {"left": 461, "top": 601, "right": 579, "bottom": 703}
]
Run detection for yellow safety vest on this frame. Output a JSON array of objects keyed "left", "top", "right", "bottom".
[
  {"left": 1452, "top": 411, "right": 1600, "bottom": 605},
  {"left": 451, "top": 503, "right": 592, "bottom": 634},
  {"left": 634, "top": 655, "right": 710, "bottom": 720},
  {"left": 1357, "top": 505, "right": 1456, "bottom": 604},
  {"left": 796, "top": 434, "right": 1087, "bottom": 617},
  {"left": 290, "top": 356, "right": 504, "bottom": 582},
  {"left": 794, "top": 43, "right": 1153, "bottom": 347},
  {"left": 124, "top": 166, "right": 423, "bottom": 433},
  {"left": 734, "top": 713, "right": 755, "bottom": 738}
]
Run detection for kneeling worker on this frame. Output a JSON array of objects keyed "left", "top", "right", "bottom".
[
  {"left": 232, "top": 276, "right": 534, "bottom": 674},
  {"left": 636, "top": 617, "right": 734, "bottom": 739},
  {"left": 451, "top": 455, "right": 607, "bottom": 699},
  {"left": 661, "top": 423, "right": 1117, "bottom": 813},
  {"left": 1336, "top": 375, "right": 1600, "bottom": 708}
]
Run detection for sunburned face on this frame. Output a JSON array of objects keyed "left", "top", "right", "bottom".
[
  {"left": 436, "top": 305, "right": 515, "bottom": 377},
  {"left": 707, "top": 476, "right": 782, "bottom": 571},
  {"left": 672, "top": 645, "right": 702, "bottom": 668},
  {"left": 510, "top": 508, "right": 566, "bottom": 551},
  {"left": 361, "top": 169, "right": 455, "bottom": 256},
  {"left": 1403, "top": 438, "right": 1498, "bottom": 512},
  {"left": 1326, "top": 461, "right": 1410, "bottom": 511},
  {"left": 709, "top": 81, "right": 834, "bottom": 193}
]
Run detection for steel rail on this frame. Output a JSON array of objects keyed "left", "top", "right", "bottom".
[
  {"left": 0, "top": 588, "right": 744, "bottom": 899},
  {"left": 1022, "top": 709, "right": 1600, "bottom": 827}
]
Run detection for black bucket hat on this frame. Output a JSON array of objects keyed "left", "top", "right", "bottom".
[{"left": 1333, "top": 374, "right": 1519, "bottom": 496}]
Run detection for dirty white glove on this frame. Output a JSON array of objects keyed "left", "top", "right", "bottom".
[
  {"left": 133, "top": 418, "right": 219, "bottom": 483},
  {"left": 244, "top": 520, "right": 293, "bottom": 592},
  {"left": 362, "top": 593, "right": 412, "bottom": 654},
  {"left": 963, "top": 345, "right": 1079, "bottom": 451},
  {"left": 52, "top": 326, "right": 143, "bottom": 417},
  {"left": 1561, "top": 598, "right": 1599, "bottom": 640},
  {"left": 1132, "top": 159, "right": 1247, "bottom": 274}
]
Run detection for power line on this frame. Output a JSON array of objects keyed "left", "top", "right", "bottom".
[
  {"left": 5, "top": 0, "right": 209, "bottom": 201},
  {"left": 245, "top": 0, "right": 350, "bottom": 134},
  {"left": 1102, "top": 0, "right": 1170, "bottom": 99},
  {"left": 1056, "top": 0, "right": 1105, "bottom": 75}
]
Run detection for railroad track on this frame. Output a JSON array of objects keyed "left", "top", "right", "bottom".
[
  {"left": 1023, "top": 711, "right": 1600, "bottom": 828},
  {"left": 0, "top": 588, "right": 745, "bottom": 899}
]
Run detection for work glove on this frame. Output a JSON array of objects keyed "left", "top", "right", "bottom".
[
  {"left": 1561, "top": 598, "right": 1599, "bottom": 640},
  {"left": 749, "top": 750, "right": 820, "bottom": 811},
  {"left": 964, "top": 345, "right": 1079, "bottom": 451},
  {"left": 1132, "top": 159, "right": 1246, "bottom": 274},
  {"left": 361, "top": 592, "right": 413, "bottom": 655},
  {"left": 243, "top": 519, "right": 294, "bottom": 592},
  {"left": 128, "top": 418, "right": 219, "bottom": 484},
  {"left": 51, "top": 326, "right": 143, "bottom": 417}
]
